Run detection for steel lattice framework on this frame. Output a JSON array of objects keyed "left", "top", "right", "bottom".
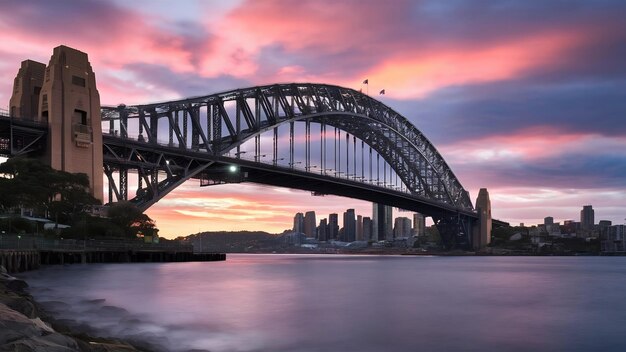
[{"left": 101, "top": 83, "right": 473, "bottom": 214}]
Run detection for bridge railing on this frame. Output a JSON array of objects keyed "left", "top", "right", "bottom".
[
  {"left": 0, "top": 234, "right": 193, "bottom": 252},
  {"left": 224, "top": 150, "right": 414, "bottom": 195},
  {"left": 103, "top": 130, "right": 413, "bottom": 195}
]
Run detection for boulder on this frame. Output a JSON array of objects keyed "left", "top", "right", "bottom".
[
  {"left": 0, "top": 303, "right": 43, "bottom": 345},
  {"left": 0, "top": 334, "right": 79, "bottom": 352},
  {"left": 0, "top": 292, "right": 39, "bottom": 318}
]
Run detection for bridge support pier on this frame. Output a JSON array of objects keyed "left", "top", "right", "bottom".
[
  {"left": 9, "top": 45, "right": 103, "bottom": 203},
  {"left": 434, "top": 213, "right": 474, "bottom": 250},
  {"left": 472, "top": 188, "right": 492, "bottom": 250}
]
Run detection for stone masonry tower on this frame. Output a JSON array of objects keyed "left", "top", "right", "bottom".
[
  {"left": 9, "top": 60, "right": 46, "bottom": 119},
  {"left": 473, "top": 188, "right": 492, "bottom": 250},
  {"left": 38, "top": 45, "right": 103, "bottom": 203}
]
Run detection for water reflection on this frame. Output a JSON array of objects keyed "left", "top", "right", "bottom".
[{"left": 21, "top": 255, "right": 626, "bottom": 352}]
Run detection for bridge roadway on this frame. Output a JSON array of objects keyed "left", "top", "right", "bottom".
[
  {"left": 0, "top": 115, "right": 481, "bottom": 219},
  {"left": 101, "top": 131, "right": 479, "bottom": 219}
]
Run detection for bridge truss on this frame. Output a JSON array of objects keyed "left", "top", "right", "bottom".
[{"left": 100, "top": 83, "right": 476, "bottom": 248}]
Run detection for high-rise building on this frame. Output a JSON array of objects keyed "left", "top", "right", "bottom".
[
  {"left": 413, "top": 213, "right": 425, "bottom": 236},
  {"left": 342, "top": 209, "right": 356, "bottom": 242},
  {"left": 356, "top": 215, "right": 364, "bottom": 241},
  {"left": 328, "top": 213, "right": 339, "bottom": 240},
  {"left": 293, "top": 213, "right": 304, "bottom": 233},
  {"left": 599, "top": 220, "right": 612, "bottom": 227},
  {"left": 580, "top": 205, "right": 594, "bottom": 230},
  {"left": 363, "top": 217, "right": 372, "bottom": 241},
  {"left": 373, "top": 203, "right": 393, "bottom": 241},
  {"left": 394, "top": 217, "right": 412, "bottom": 238},
  {"left": 304, "top": 211, "right": 317, "bottom": 238},
  {"left": 544, "top": 217, "right": 554, "bottom": 226},
  {"left": 318, "top": 218, "right": 328, "bottom": 241}
]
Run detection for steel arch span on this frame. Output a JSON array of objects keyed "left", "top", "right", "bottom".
[{"left": 101, "top": 83, "right": 476, "bottom": 247}]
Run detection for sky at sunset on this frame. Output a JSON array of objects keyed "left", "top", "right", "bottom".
[{"left": 1, "top": 0, "right": 625, "bottom": 238}]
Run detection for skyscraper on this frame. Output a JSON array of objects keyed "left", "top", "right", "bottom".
[
  {"left": 304, "top": 211, "right": 317, "bottom": 238},
  {"left": 544, "top": 217, "right": 554, "bottom": 226},
  {"left": 343, "top": 209, "right": 356, "bottom": 242},
  {"left": 356, "top": 215, "right": 364, "bottom": 241},
  {"left": 580, "top": 205, "right": 594, "bottom": 230},
  {"left": 394, "top": 217, "right": 412, "bottom": 238},
  {"left": 318, "top": 218, "right": 328, "bottom": 241},
  {"left": 293, "top": 213, "right": 304, "bottom": 233},
  {"left": 373, "top": 203, "right": 393, "bottom": 241},
  {"left": 363, "top": 217, "right": 372, "bottom": 241},
  {"left": 413, "top": 213, "right": 425, "bottom": 236},
  {"left": 328, "top": 213, "right": 339, "bottom": 240}
]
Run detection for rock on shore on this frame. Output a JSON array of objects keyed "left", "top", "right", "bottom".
[{"left": 0, "top": 266, "right": 142, "bottom": 352}]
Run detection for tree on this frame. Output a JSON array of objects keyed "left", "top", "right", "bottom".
[
  {"left": 107, "top": 202, "right": 158, "bottom": 238},
  {"left": 0, "top": 157, "right": 99, "bottom": 223},
  {"left": 0, "top": 157, "right": 51, "bottom": 212}
]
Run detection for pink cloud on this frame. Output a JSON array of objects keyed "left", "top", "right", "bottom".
[
  {"left": 440, "top": 128, "right": 626, "bottom": 164},
  {"left": 356, "top": 31, "right": 582, "bottom": 99}
]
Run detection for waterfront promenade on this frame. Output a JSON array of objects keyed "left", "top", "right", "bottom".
[{"left": 0, "top": 234, "right": 225, "bottom": 273}]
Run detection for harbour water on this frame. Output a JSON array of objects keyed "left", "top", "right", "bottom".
[{"left": 19, "top": 254, "right": 626, "bottom": 352}]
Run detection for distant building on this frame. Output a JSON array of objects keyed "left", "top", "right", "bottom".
[
  {"left": 544, "top": 217, "right": 554, "bottom": 226},
  {"left": 599, "top": 220, "right": 612, "bottom": 227},
  {"left": 342, "top": 209, "right": 356, "bottom": 242},
  {"left": 293, "top": 213, "right": 304, "bottom": 233},
  {"left": 363, "top": 217, "right": 372, "bottom": 241},
  {"left": 317, "top": 218, "right": 328, "bottom": 241},
  {"left": 356, "top": 215, "right": 364, "bottom": 241},
  {"left": 562, "top": 220, "right": 579, "bottom": 236},
  {"left": 546, "top": 222, "right": 561, "bottom": 236},
  {"left": 393, "top": 217, "right": 412, "bottom": 238},
  {"left": 373, "top": 203, "right": 393, "bottom": 241},
  {"left": 580, "top": 205, "right": 594, "bottom": 230},
  {"left": 328, "top": 213, "right": 339, "bottom": 240},
  {"left": 413, "top": 213, "right": 425, "bottom": 236},
  {"left": 601, "top": 225, "right": 625, "bottom": 253},
  {"left": 599, "top": 220, "right": 612, "bottom": 242},
  {"left": 304, "top": 211, "right": 316, "bottom": 238}
]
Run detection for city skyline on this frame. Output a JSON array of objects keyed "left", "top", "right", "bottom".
[{"left": 1, "top": 1, "right": 625, "bottom": 238}]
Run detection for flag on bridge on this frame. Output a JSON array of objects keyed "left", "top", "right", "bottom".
[
  {"left": 362, "top": 79, "right": 369, "bottom": 84},
  {"left": 379, "top": 89, "right": 385, "bottom": 95}
]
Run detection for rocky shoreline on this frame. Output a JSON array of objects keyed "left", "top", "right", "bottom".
[{"left": 0, "top": 265, "right": 145, "bottom": 352}]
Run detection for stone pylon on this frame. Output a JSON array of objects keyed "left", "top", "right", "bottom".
[
  {"left": 472, "top": 188, "right": 492, "bottom": 250},
  {"left": 37, "top": 45, "right": 103, "bottom": 203},
  {"left": 9, "top": 60, "right": 46, "bottom": 119}
]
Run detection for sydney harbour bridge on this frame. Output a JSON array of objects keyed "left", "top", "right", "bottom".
[{"left": 0, "top": 46, "right": 501, "bottom": 250}]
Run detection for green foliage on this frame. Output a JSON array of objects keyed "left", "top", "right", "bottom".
[
  {"left": 0, "top": 216, "right": 35, "bottom": 234},
  {"left": 490, "top": 226, "right": 528, "bottom": 246},
  {"left": 0, "top": 157, "right": 99, "bottom": 222},
  {"left": 0, "top": 158, "right": 158, "bottom": 239},
  {"left": 107, "top": 202, "right": 157, "bottom": 238}
]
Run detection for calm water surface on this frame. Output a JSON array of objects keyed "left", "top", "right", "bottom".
[{"left": 20, "top": 254, "right": 626, "bottom": 352}]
